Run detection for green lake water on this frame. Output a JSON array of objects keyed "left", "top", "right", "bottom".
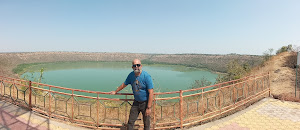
[{"left": 20, "top": 62, "right": 218, "bottom": 98}]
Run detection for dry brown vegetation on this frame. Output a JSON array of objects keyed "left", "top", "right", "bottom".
[{"left": 250, "top": 51, "right": 300, "bottom": 102}]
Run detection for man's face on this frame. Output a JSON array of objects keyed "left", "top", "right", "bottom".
[{"left": 132, "top": 60, "right": 142, "bottom": 73}]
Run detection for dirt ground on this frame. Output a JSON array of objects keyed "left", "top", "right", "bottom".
[{"left": 251, "top": 52, "right": 300, "bottom": 102}]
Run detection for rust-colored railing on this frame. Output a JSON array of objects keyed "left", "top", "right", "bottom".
[{"left": 0, "top": 72, "right": 270, "bottom": 129}]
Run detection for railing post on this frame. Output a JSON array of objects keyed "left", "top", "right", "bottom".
[
  {"left": 12, "top": 79, "right": 14, "bottom": 98},
  {"left": 254, "top": 75, "right": 257, "bottom": 94},
  {"left": 29, "top": 81, "right": 32, "bottom": 108},
  {"left": 153, "top": 94, "right": 156, "bottom": 130},
  {"left": 218, "top": 85, "right": 221, "bottom": 112},
  {"left": 268, "top": 72, "right": 271, "bottom": 97},
  {"left": 233, "top": 86, "right": 236, "bottom": 104},
  {"left": 96, "top": 93, "right": 99, "bottom": 128},
  {"left": 244, "top": 81, "right": 247, "bottom": 99},
  {"left": 125, "top": 95, "right": 128, "bottom": 126},
  {"left": 49, "top": 86, "right": 51, "bottom": 118},
  {"left": 0, "top": 78, "right": 2, "bottom": 96},
  {"left": 72, "top": 90, "right": 74, "bottom": 122},
  {"left": 179, "top": 90, "right": 183, "bottom": 129},
  {"left": 201, "top": 88, "right": 204, "bottom": 116},
  {"left": 262, "top": 75, "right": 265, "bottom": 93}
]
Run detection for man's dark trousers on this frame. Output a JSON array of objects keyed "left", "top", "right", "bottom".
[{"left": 127, "top": 100, "right": 150, "bottom": 130}]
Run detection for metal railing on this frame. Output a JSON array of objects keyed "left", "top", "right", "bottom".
[{"left": 0, "top": 72, "right": 270, "bottom": 129}]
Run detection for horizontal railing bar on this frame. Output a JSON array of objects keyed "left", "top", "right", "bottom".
[
  {"left": 32, "top": 108, "right": 49, "bottom": 116},
  {"left": 182, "top": 92, "right": 203, "bottom": 98},
  {"left": 32, "top": 82, "right": 130, "bottom": 95},
  {"left": 181, "top": 75, "right": 268, "bottom": 97},
  {"left": 182, "top": 75, "right": 250, "bottom": 93},
  {"left": 51, "top": 91, "right": 73, "bottom": 96},
  {"left": 72, "top": 94, "right": 97, "bottom": 99},
  {"left": 51, "top": 113, "right": 71, "bottom": 120},
  {"left": 114, "top": 93, "right": 133, "bottom": 95},
  {"left": 155, "top": 96, "right": 180, "bottom": 100},
  {"left": 72, "top": 123, "right": 97, "bottom": 129},
  {"left": 183, "top": 90, "right": 268, "bottom": 127},
  {"left": 72, "top": 118, "right": 96, "bottom": 125},
  {"left": 0, "top": 72, "right": 269, "bottom": 96},
  {"left": 0, "top": 80, "right": 29, "bottom": 87},
  {"left": 13, "top": 82, "right": 28, "bottom": 87},
  {"left": 98, "top": 123, "right": 123, "bottom": 127},
  {"left": 155, "top": 120, "right": 180, "bottom": 126},
  {"left": 185, "top": 89, "right": 268, "bottom": 124},
  {"left": 32, "top": 82, "right": 79, "bottom": 90},
  {"left": 0, "top": 72, "right": 270, "bottom": 129},
  {"left": 182, "top": 89, "right": 269, "bottom": 124},
  {"left": 32, "top": 86, "right": 135, "bottom": 101},
  {"left": 0, "top": 76, "right": 29, "bottom": 82},
  {"left": 32, "top": 87, "right": 134, "bottom": 101},
  {"left": 154, "top": 125, "right": 180, "bottom": 129},
  {"left": 154, "top": 91, "right": 180, "bottom": 95},
  {"left": 31, "top": 86, "right": 47, "bottom": 91},
  {"left": 98, "top": 98, "right": 134, "bottom": 101},
  {"left": 182, "top": 74, "right": 268, "bottom": 93}
]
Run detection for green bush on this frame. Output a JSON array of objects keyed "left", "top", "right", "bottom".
[
  {"left": 216, "top": 60, "right": 251, "bottom": 83},
  {"left": 276, "top": 44, "right": 292, "bottom": 54},
  {"left": 190, "top": 77, "right": 212, "bottom": 90}
]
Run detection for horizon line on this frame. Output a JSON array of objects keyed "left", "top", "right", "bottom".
[{"left": 0, "top": 51, "right": 263, "bottom": 56}]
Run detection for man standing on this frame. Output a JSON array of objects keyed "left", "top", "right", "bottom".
[{"left": 110, "top": 59, "right": 153, "bottom": 130}]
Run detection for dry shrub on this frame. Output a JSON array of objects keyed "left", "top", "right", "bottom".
[
  {"left": 273, "top": 93, "right": 300, "bottom": 103},
  {"left": 283, "top": 52, "right": 297, "bottom": 68}
]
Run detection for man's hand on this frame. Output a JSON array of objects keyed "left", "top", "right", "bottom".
[
  {"left": 110, "top": 91, "right": 116, "bottom": 95},
  {"left": 111, "top": 83, "right": 127, "bottom": 95},
  {"left": 146, "top": 108, "right": 151, "bottom": 116}
]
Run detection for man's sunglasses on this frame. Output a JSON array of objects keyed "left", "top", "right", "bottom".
[{"left": 132, "top": 64, "right": 141, "bottom": 67}]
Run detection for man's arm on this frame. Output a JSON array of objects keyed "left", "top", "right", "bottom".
[
  {"left": 110, "top": 83, "right": 127, "bottom": 95},
  {"left": 146, "top": 88, "right": 153, "bottom": 116}
]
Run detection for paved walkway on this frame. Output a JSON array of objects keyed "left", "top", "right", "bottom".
[
  {"left": 1, "top": 98, "right": 300, "bottom": 130},
  {"left": 0, "top": 100, "right": 89, "bottom": 130},
  {"left": 188, "top": 97, "right": 300, "bottom": 130}
]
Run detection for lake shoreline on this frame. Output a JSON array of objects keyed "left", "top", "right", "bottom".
[
  {"left": 14, "top": 61, "right": 224, "bottom": 76},
  {"left": 20, "top": 61, "right": 219, "bottom": 94},
  {"left": 0, "top": 52, "right": 262, "bottom": 78}
]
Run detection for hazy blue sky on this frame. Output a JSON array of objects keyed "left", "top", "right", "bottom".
[{"left": 0, "top": 0, "right": 299, "bottom": 55}]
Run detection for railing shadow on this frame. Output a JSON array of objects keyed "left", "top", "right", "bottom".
[{"left": 0, "top": 100, "right": 51, "bottom": 130}]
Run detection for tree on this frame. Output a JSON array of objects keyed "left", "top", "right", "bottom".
[
  {"left": 276, "top": 44, "right": 293, "bottom": 54},
  {"left": 190, "top": 77, "right": 212, "bottom": 89},
  {"left": 216, "top": 60, "right": 251, "bottom": 83},
  {"left": 263, "top": 48, "right": 274, "bottom": 61}
]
